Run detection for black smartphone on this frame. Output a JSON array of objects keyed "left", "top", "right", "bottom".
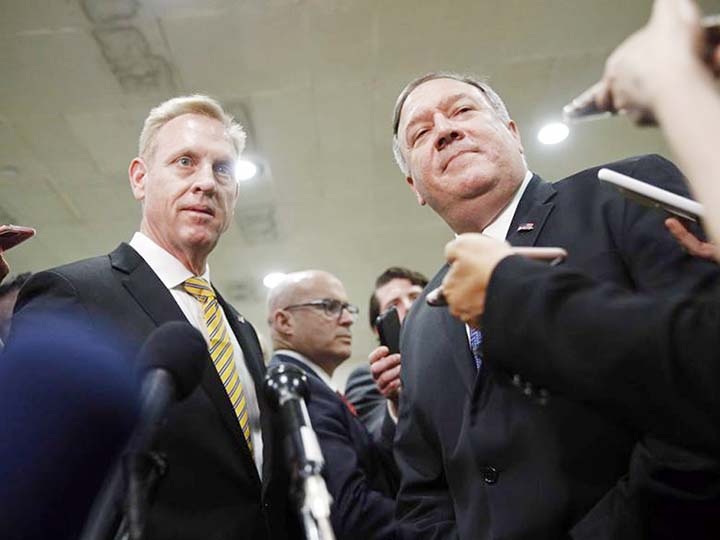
[{"left": 375, "top": 306, "right": 401, "bottom": 354}]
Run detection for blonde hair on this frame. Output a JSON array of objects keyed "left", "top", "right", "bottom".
[{"left": 138, "top": 94, "right": 246, "bottom": 160}]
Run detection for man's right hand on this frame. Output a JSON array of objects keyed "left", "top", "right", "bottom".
[{"left": 368, "top": 345, "right": 401, "bottom": 415}]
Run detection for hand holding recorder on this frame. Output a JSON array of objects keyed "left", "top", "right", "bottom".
[
  {"left": 564, "top": 1, "right": 720, "bottom": 125},
  {"left": 433, "top": 234, "right": 567, "bottom": 324}
]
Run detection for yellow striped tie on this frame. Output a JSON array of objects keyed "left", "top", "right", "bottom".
[{"left": 183, "top": 277, "right": 253, "bottom": 454}]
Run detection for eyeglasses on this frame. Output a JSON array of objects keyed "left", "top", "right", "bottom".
[{"left": 283, "top": 299, "right": 359, "bottom": 322}]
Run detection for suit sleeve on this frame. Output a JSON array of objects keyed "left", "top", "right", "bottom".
[
  {"left": 614, "top": 154, "right": 717, "bottom": 294},
  {"left": 306, "top": 386, "right": 401, "bottom": 540},
  {"left": 483, "top": 255, "right": 720, "bottom": 454}
]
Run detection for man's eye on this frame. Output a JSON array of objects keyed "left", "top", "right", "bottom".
[
  {"left": 177, "top": 156, "right": 193, "bottom": 167},
  {"left": 412, "top": 129, "right": 429, "bottom": 146},
  {"left": 455, "top": 106, "right": 472, "bottom": 116},
  {"left": 215, "top": 163, "right": 233, "bottom": 177},
  {"left": 325, "top": 299, "right": 342, "bottom": 311}
]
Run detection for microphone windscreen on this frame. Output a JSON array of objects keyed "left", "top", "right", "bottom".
[
  {"left": 137, "top": 322, "right": 207, "bottom": 400},
  {"left": 264, "top": 362, "right": 310, "bottom": 408},
  {"left": 0, "top": 314, "right": 141, "bottom": 539}
]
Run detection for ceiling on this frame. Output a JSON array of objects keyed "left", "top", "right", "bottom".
[{"left": 2, "top": 0, "right": 716, "bottom": 385}]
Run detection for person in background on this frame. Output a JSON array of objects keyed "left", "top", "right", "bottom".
[
  {"left": 345, "top": 266, "right": 428, "bottom": 437},
  {"left": 268, "top": 270, "right": 404, "bottom": 540}
]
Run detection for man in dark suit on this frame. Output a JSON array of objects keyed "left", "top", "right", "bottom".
[
  {"left": 345, "top": 266, "right": 428, "bottom": 438},
  {"left": 11, "top": 96, "right": 296, "bottom": 540},
  {"left": 267, "top": 270, "right": 403, "bottom": 540},
  {"left": 390, "top": 72, "right": 720, "bottom": 539}
]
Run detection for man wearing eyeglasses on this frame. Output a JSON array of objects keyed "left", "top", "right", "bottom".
[{"left": 267, "top": 270, "right": 404, "bottom": 540}]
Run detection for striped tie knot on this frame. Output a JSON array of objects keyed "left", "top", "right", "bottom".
[{"left": 183, "top": 277, "right": 216, "bottom": 303}]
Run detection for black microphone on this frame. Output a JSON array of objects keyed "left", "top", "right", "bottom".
[
  {"left": 265, "top": 363, "right": 335, "bottom": 540},
  {"left": 81, "top": 322, "right": 208, "bottom": 540},
  {"left": 265, "top": 363, "right": 315, "bottom": 474}
]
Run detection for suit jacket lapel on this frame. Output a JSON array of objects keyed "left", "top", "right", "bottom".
[
  {"left": 110, "top": 243, "right": 186, "bottom": 326},
  {"left": 507, "top": 175, "right": 556, "bottom": 246},
  {"left": 426, "top": 266, "right": 478, "bottom": 395}
]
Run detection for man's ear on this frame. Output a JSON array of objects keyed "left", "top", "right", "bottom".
[
  {"left": 273, "top": 309, "right": 293, "bottom": 336},
  {"left": 405, "top": 175, "right": 426, "bottom": 206},
  {"left": 129, "top": 158, "right": 148, "bottom": 202},
  {"left": 507, "top": 119, "right": 525, "bottom": 156}
]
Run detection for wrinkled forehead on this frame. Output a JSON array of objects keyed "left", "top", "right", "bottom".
[
  {"left": 153, "top": 113, "right": 237, "bottom": 161},
  {"left": 397, "top": 78, "right": 488, "bottom": 137}
]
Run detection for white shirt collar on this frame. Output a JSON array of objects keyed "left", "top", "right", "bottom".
[
  {"left": 482, "top": 169, "right": 534, "bottom": 240},
  {"left": 129, "top": 232, "right": 211, "bottom": 289},
  {"left": 274, "top": 349, "right": 338, "bottom": 391}
]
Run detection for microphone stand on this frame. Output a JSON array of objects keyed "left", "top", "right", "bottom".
[{"left": 265, "top": 364, "right": 335, "bottom": 540}]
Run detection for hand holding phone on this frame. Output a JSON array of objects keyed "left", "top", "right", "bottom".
[{"left": 427, "top": 246, "right": 568, "bottom": 307}]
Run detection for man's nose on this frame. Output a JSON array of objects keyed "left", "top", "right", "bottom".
[
  {"left": 434, "top": 115, "right": 463, "bottom": 151},
  {"left": 193, "top": 163, "right": 218, "bottom": 193},
  {"left": 338, "top": 307, "right": 355, "bottom": 326}
]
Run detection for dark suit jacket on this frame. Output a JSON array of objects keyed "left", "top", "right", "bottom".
[
  {"left": 394, "top": 155, "right": 720, "bottom": 540},
  {"left": 483, "top": 256, "right": 720, "bottom": 539},
  {"left": 270, "top": 353, "right": 402, "bottom": 540},
  {"left": 344, "top": 365, "right": 388, "bottom": 440},
  {"left": 11, "top": 243, "right": 296, "bottom": 540}
]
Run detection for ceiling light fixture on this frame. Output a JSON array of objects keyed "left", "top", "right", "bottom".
[
  {"left": 263, "top": 272, "right": 287, "bottom": 289},
  {"left": 236, "top": 158, "right": 258, "bottom": 182},
  {"left": 537, "top": 122, "right": 569, "bottom": 145}
]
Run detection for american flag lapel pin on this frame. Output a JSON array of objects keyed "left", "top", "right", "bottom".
[{"left": 517, "top": 222, "right": 535, "bottom": 232}]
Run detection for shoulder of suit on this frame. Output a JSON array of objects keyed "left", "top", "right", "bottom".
[
  {"left": 33, "top": 252, "right": 115, "bottom": 285},
  {"left": 555, "top": 154, "right": 673, "bottom": 186}
]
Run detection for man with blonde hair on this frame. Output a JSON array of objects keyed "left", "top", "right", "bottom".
[{"left": 12, "top": 95, "right": 297, "bottom": 540}]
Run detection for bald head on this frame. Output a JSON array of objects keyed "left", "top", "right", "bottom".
[{"left": 267, "top": 270, "right": 355, "bottom": 375}]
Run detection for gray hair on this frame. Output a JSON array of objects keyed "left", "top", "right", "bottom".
[
  {"left": 138, "top": 94, "right": 246, "bottom": 160},
  {"left": 391, "top": 72, "right": 512, "bottom": 176}
]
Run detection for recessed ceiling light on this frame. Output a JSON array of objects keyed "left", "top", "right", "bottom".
[
  {"left": 236, "top": 158, "right": 258, "bottom": 181},
  {"left": 263, "top": 272, "right": 287, "bottom": 289},
  {"left": 537, "top": 122, "right": 569, "bottom": 145}
]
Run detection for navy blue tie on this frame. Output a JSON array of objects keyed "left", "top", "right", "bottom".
[{"left": 468, "top": 326, "right": 483, "bottom": 370}]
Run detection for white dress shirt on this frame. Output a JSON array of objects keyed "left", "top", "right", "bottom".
[
  {"left": 482, "top": 169, "right": 534, "bottom": 241},
  {"left": 129, "top": 232, "right": 264, "bottom": 477},
  {"left": 273, "top": 349, "right": 339, "bottom": 392}
]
